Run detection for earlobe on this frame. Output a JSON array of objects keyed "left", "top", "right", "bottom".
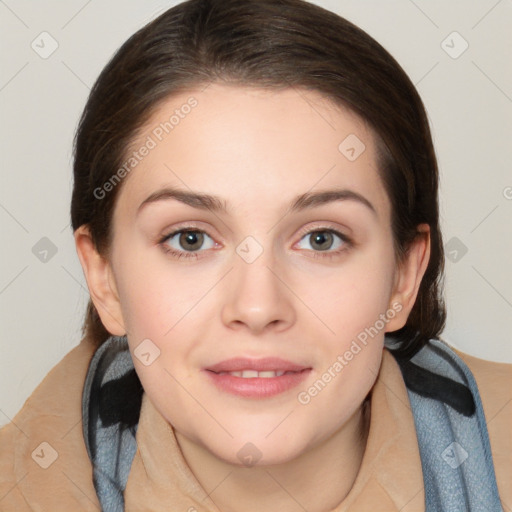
[
  {"left": 385, "top": 224, "right": 431, "bottom": 332},
  {"left": 74, "top": 225, "right": 126, "bottom": 336}
]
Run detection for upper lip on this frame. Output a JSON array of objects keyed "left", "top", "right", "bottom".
[{"left": 206, "top": 357, "right": 310, "bottom": 373}]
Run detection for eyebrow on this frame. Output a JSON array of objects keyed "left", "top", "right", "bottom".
[{"left": 137, "top": 187, "right": 377, "bottom": 217}]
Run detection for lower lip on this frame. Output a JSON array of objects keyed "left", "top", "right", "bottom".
[{"left": 204, "top": 369, "right": 311, "bottom": 398}]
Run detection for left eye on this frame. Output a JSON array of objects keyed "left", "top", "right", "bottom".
[{"left": 296, "top": 229, "right": 348, "bottom": 252}]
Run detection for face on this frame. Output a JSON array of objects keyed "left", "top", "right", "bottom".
[{"left": 95, "top": 84, "right": 408, "bottom": 466}]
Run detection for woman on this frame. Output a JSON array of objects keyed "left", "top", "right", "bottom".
[{"left": 1, "top": 0, "right": 510, "bottom": 510}]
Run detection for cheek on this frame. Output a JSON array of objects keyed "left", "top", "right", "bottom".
[
  {"left": 292, "top": 258, "right": 394, "bottom": 435},
  {"left": 298, "top": 244, "right": 396, "bottom": 340},
  {"left": 113, "top": 251, "right": 209, "bottom": 340},
  {"left": 295, "top": 242, "right": 395, "bottom": 395}
]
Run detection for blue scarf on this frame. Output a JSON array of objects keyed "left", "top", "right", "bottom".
[{"left": 82, "top": 335, "right": 503, "bottom": 511}]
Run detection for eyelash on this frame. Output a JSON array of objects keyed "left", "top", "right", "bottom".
[{"left": 157, "top": 225, "right": 353, "bottom": 261}]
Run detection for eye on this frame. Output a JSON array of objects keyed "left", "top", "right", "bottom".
[
  {"left": 160, "top": 229, "right": 216, "bottom": 259},
  {"left": 296, "top": 228, "right": 351, "bottom": 256}
]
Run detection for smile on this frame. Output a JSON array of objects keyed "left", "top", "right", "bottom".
[
  {"left": 204, "top": 365, "right": 311, "bottom": 398},
  {"left": 215, "top": 370, "right": 297, "bottom": 378}
]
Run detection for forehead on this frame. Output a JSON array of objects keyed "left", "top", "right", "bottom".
[{"left": 115, "top": 84, "right": 390, "bottom": 221}]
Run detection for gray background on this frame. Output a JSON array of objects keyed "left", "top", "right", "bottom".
[{"left": 1, "top": 0, "right": 511, "bottom": 426}]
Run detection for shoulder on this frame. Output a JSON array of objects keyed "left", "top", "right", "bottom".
[
  {"left": 454, "top": 347, "right": 512, "bottom": 511},
  {"left": 455, "top": 347, "right": 512, "bottom": 420},
  {"left": 0, "top": 337, "right": 100, "bottom": 511}
]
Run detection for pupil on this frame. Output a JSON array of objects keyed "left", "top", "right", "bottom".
[
  {"left": 181, "top": 231, "right": 203, "bottom": 251},
  {"left": 312, "top": 231, "right": 332, "bottom": 251}
]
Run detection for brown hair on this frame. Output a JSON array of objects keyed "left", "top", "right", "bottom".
[{"left": 71, "top": 0, "right": 445, "bottom": 359}]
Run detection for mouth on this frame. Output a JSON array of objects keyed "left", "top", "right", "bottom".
[
  {"left": 213, "top": 369, "right": 301, "bottom": 378},
  {"left": 204, "top": 357, "right": 312, "bottom": 398}
]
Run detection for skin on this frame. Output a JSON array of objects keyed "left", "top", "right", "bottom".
[{"left": 75, "top": 84, "right": 430, "bottom": 512}]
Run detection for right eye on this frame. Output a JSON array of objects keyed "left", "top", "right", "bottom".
[{"left": 159, "top": 229, "right": 216, "bottom": 259}]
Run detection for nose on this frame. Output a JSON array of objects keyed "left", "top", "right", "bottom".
[{"left": 220, "top": 246, "right": 296, "bottom": 334}]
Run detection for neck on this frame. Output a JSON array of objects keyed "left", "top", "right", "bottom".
[{"left": 175, "top": 397, "right": 371, "bottom": 512}]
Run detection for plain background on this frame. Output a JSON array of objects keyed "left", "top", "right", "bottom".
[{"left": 1, "top": 0, "right": 511, "bottom": 426}]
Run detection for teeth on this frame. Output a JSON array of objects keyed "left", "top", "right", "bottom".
[
  {"left": 219, "top": 369, "right": 291, "bottom": 378},
  {"left": 258, "top": 371, "right": 277, "bottom": 378},
  {"left": 242, "top": 370, "right": 259, "bottom": 378}
]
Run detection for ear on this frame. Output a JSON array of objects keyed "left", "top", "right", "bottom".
[
  {"left": 385, "top": 223, "right": 431, "bottom": 332},
  {"left": 74, "top": 225, "right": 126, "bottom": 336}
]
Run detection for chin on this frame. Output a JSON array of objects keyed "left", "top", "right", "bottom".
[{"left": 202, "top": 429, "right": 312, "bottom": 468}]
